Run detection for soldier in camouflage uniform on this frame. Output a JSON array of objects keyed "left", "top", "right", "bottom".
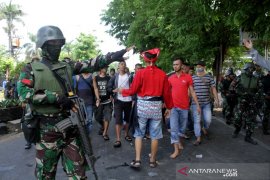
[
  {"left": 231, "top": 62, "right": 261, "bottom": 145},
  {"left": 17, "top": 25, "right": 134, "bottom": 180},
  {"left": 218, "top": 68, "right": 237, "bottom": 125},
  {"left": 261, "top": 71, "right": 270, "bottom": 135}
]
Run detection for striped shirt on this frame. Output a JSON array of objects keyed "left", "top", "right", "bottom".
[{"left": 192, "top": 74, "right": 215, "bottom": 104}]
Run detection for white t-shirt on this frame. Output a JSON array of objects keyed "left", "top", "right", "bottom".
[{"left": 117, "top": 73, "right": 132, "bottom": 102}]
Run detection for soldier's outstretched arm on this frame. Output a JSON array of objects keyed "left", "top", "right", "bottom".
[
  {"left": 243, "top": 39, "right": 270, "bottom": 71},
  {"left": 73, "top": 46, "right": 135, "bottom": 74}
]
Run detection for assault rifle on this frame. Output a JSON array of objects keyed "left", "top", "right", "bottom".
[{"left": 52, "top": 65, "right": 99, "bottom": 180}]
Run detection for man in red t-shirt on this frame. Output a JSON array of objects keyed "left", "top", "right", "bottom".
[
  {"left": 168, "top": 58, "right": 200, "bottom": 158},
  {"left": 114, "top": 48, "right": 173, "bottom": 168}
]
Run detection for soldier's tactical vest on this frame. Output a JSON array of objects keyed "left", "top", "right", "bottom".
[
  {"left": 240, "top": 73, "right": 258, "bottom": 95},
  {"left": 31, "top": 61, "right": 73, "bottom": 114}
]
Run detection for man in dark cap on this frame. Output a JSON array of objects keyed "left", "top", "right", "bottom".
[{"left": 191, "top": 60, "right": 219, "bottom": 145}]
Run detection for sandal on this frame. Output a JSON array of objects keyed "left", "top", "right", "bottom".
[
  {"left": 193, "top": 140, "right": 201, "bottom": 146},
  {"left": 98, "top": 128, "right": 104, "bottom": 135},
  {"left": 130, "top": 160, "right": 141, "bottom": 168},
  {"left": 149, "top": 160, "right": 158, "bottom": 168},
  {"left": 183, "top": 134, "right": 190, "bottom": 139},
  {"left": 204, "top": 133, "right": 211, "bottom": 140},
  {"left": 103, "top": 135, "right": 110, "bottom": 141},
  {"left": 113, "top": 141, "right": 121, "bottom": 148},
  {"left": 125, "top": 136, "right": 132, "bottom": 142}
]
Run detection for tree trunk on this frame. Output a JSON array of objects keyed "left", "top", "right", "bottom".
[
  {"left": 212, "top": 43, "right": 227, "bottom": 87},
  {"left": 8, "top": 29, "right": 14, "bottom": 57}
]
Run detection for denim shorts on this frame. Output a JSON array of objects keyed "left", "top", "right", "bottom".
[{"left": 133, "top": 117, "right": 163, "bottom": 140}]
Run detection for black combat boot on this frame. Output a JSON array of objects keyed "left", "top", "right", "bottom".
[
  {"left": 263, "top": 130, "right": 270, "bottom": 135},
  {"left": 226, "top": 118, "right": 232, "bottom": 125},
  {"left": 24, "top": 142, "right": 32, "bottom": 149},
  {"left": 225, "top": 114, "right": 232, "bottom": 125},
  {"left": 245, "top": 132, "right": 258, "bottom": 145},
  {"left": 232, "top": 127, "right": 240, "bottom": 138},
  {"left": 262, "top": 122, "right": 270, "bottom": 135}
]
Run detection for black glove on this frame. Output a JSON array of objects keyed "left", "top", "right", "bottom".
[{"left": 56, "top": 94, "right": 74, "bottom": 110}]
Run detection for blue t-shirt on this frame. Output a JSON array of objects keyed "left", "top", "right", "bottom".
[{"left": 73, "top": 75, "right": 94, "bottom": 105}]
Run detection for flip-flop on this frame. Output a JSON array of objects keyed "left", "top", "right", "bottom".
[
  {"left": 103, "top": 135, "right": 110, "bottom": 141},
  {"left": 113, "top": 141, "right": 121, "bottom": 148},
  {"left": 125, "top": 136, "right": 132, "bottom": 142},
  {"left": 130, "top": 160, "right": 141, "bottom": 168},
  {"left": 193, "top": 140, "right": 201, "bottom": 146},
  {"left": 149, "top": 160, "right": 158, "bottom": 168}
]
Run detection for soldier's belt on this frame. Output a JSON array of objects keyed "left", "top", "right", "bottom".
[
  {"left": 54, "top": 118, "right": 74, "bottom": 133},
  {"left": 38, "top": 116, "right": 66, "bottom": 125}
]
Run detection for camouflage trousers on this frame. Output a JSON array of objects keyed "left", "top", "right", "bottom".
[
  {"left": 222, "top": 96, "right": 237, "bottom": 123},
  {"left": 234, "top": 100, "right": 256, "bottom": 134},
  {"left": 262, "top": 101, "right": 270, "bottom": 131},
  {"left": 35, "top": 123, "right": 89, "bottom": 180}
]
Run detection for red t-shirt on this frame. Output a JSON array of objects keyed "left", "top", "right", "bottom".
[
  {"left": 168, "top": 73, "right": 193, "bottom": 110},
  {"left": 122, "top": 65, "right": 173, "bottom": 109}
]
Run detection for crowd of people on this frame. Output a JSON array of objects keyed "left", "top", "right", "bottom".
[
  {"left": 218, "top": 42, "right": 270, "bottom": 145},
  {"left": 16, "top": 26, "right": 270, "bottom": 179},
  {"left": 2, "top": 75, "right": 19, "bottom": 99}
]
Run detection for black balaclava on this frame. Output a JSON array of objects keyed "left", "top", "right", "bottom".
[
  {"left": 245, "top": 67, "right": 255, "bottom": 77},
  {"left": 41, "top": 41, "right": 63, "bottom": 62}
]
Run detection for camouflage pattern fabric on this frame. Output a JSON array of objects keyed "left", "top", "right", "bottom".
[
  {"left": 262, "top": 101, "right": 270, "bottom": 132},
  {"left": 17, "top": 63, "right": 58, "bottom": 104},
  {"left": 17, "top": 49, "right": 127, "bottom": 179},
  {"left": 17, "top": 60, "right": 89, "bottom": 180},
  {"left": 35, "top": 122, "right": 89, "bottom": 180},
  {"left": 218, "top": 78, "right": 237, "bottom": 124},
  {"left": 261, "top": 74, "right": 270, "bottom": 133},
  {"left": 234, "top": 98, "right": 257, "bottom": 134},
  {"left": 230, "top": 73, "right": 261, "bottom": 135}
]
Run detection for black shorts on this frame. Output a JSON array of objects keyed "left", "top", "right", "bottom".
[
  {"left": 95, "top": 103, "right": 113, "bottom": 122},
  {"left": 114, "top": 99, "right": 132, "bottom": 125}
]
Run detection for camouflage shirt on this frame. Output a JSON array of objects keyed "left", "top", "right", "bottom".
[{"left": 17, "top": 49, "right": 127, "bottom": 105}]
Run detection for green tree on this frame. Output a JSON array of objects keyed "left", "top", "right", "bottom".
[
  {"left": 102, "top": 0, "right": 241, "bottom": 74},
  {"left": 0, "top": 49, "right": 15, "bottom": 80},
  {"left": 102, "top": 0, "right": 270, "bottom": 80},
  {"left": 229, "top": 1, "right": 270, "bottom": 42},
  {"left": 12, "top": 61, "right": 26, "bottom": 77},
  {"left": 22, "top": 32, "right": 41, "bottom": 62},
  {"left": 60, "top": 41, "right": 74, "bottom": 60},
  {"left": 0, "top": 1, "right": 24, "bottom": 57},
  {"left": 72, "top": 33, "right": 99, "bottom": 60},
  {"left": 228, "top": 0, "right": 270, "bottom": 56}
]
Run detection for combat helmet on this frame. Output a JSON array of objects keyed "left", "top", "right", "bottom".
[
  {"left": 36, "top": 26, "right": 65, "bottom": 48},
  {"left": 225, "top": 68, "right": 234, "bottom": 76}
]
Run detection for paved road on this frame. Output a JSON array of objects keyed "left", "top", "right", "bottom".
[{"left": 0, "top": 111, "right": 269, "bottom": 180}]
